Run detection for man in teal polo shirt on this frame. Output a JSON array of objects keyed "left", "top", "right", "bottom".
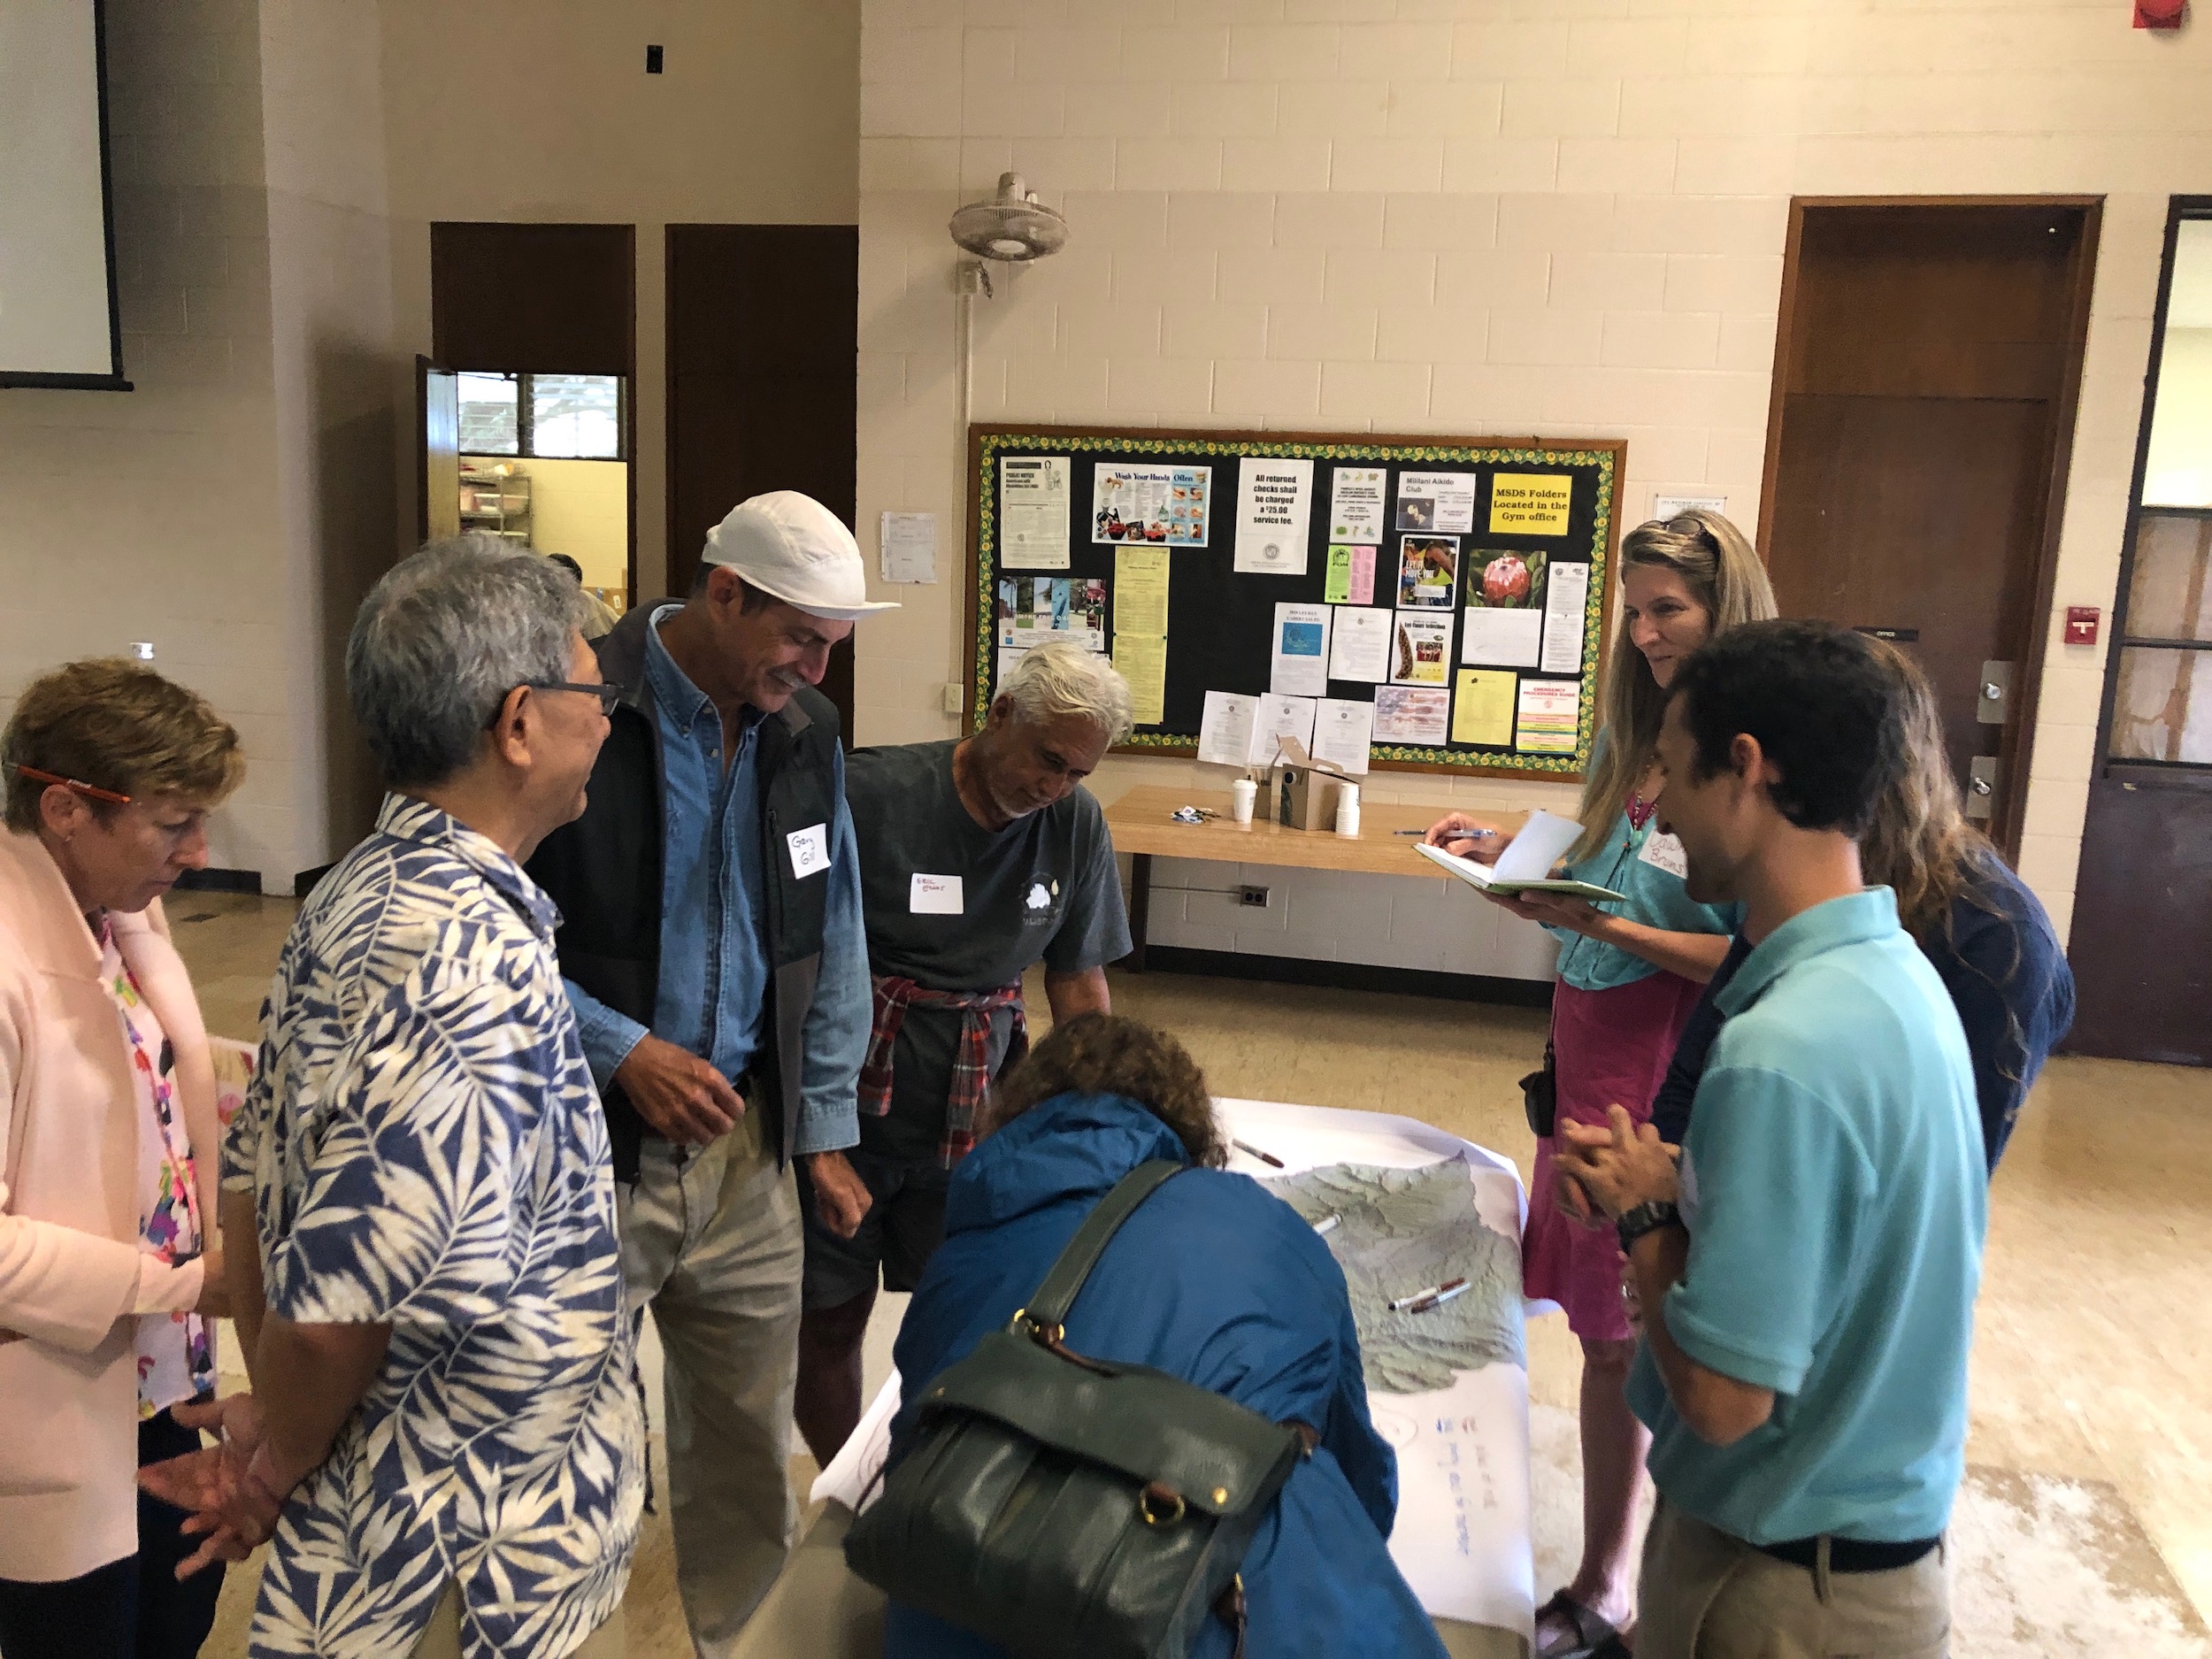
[{"left": 1558, "top": 619, "right": 1985, "bottom": 1659}]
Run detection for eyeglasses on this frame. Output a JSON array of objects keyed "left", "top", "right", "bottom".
[
  {"left": 14, "top": 764, "right": 133, "bottom": 805},
  {"left": 485, "top": 680, "right": 626, "bottom": 729}
]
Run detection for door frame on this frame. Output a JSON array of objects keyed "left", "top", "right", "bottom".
[
  {"left": 2086, "top": 195, "right": 2212, "bottom": 802},
  {"left": 1756, "top": 195, "right": 2103, "bottom": 857}
]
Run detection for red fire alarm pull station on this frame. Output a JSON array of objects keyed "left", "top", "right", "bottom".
[
  {"left": 2133, "top": 0, "right": 2185, "bottom": 28},
  {"left": 2065, "top": 606, "right": 2101, "bottom": 645}
]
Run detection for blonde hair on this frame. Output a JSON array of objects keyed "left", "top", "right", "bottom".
[
  {"left": 1859, "top": 639, "right": 2005, "bottom": 942},
  {"left": 1571, "top": 510, "right": 1777, "bottom": 863},
  {"left": 4, "top": 658, "right": 245, "bottom": 833}
]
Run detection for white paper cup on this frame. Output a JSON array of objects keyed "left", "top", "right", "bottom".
[
  {"left": 1230, "top": 778, "right": 1257, "bottom": 825},
  {"left": 1334, "top": 782, "right": 1362, "bottom": 837}
]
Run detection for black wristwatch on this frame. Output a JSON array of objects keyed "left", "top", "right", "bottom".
[{"left": 1617, "top": 1200, "right": 1681, "bottom": 1256}]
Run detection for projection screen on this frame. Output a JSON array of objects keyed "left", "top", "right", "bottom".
[{"left": 0, "top": 0, "right": 127, "bottom": 388}]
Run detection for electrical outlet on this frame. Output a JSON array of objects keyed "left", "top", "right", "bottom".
[
  {"left": 1237, "top": 885, "right": 1270, "bottom": 909},
  {"left": 941, "top": 683, "right": 964, "bottom": 715}
]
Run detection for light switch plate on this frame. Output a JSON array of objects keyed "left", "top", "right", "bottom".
[{"left": 941, "top": 683, "right": 964, "bottom": 715}]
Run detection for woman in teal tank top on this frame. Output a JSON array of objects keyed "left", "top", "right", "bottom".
[{"left": 1425, "top": 511, "right": 1774, "bottom": 1659}]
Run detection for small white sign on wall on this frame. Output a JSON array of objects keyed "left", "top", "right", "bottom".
[{"left": 1652, "top": 492, "right": 1726, "bottom": 520}]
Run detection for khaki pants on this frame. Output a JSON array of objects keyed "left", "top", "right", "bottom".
[
  {"left": 1638, "top": 1498, "right": 1950, "bottom": 1659},
  {"left": 408, "top": 1581, "right": 626, "bottom": 1658},
  {"left": 621, "top": 1110, "right": 805, "bottom": 1658}
]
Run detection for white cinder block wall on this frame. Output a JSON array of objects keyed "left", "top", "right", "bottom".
[{"left": 854, "top": 0, "right": 2212, "bottom": 965}]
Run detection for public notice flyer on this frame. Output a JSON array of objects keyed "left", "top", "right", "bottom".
[
  {"left": 1395, "top": 472, "right": 1478, "bottom": 535},
  {"left": 1234, "top": 457, "right": 1315, "bottom": 575},
  {"left": 1325, "top": 543, "right": 1377, "bottom": 606},
  {"left": 1001, "top": 456, "right": 1071, "bottom": 570},
  {"left": 1093, "top": 464, "right": 1210, "bottom": 547},
  {"left": 1328, "top": 466, "right": 1389, "bottom": 543},
  {"left": 1392, "top": 611, "right": 1453, "bottom": 687},
  {"left": 1514, "top": 679, "right": 1579, "bottom": 755},
  {"left": 1373, "top": 685, "right": 1450, "bottom": 748},
  {"left": 1540, "top": 560, "right": 1591, "bottom": 675}
]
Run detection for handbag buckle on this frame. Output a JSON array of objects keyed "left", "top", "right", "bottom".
[
  {"left": 1139, "top": 1482, "right": 1187, "bottom": 1527},
  {"left": 1012, "top": 1307, "right": 1065, "bottom": 1346}
]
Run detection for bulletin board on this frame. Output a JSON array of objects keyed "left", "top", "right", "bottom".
[{"left": 964, "top": 425, "right": 1624, "bottom": 779}]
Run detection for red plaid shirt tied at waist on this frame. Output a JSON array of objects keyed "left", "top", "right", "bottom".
[{"left": 858, "top": 975, "right": 1029, "bottom": 1168}]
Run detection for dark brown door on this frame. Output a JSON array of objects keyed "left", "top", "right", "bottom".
[
  {"left": 2066, "top": 198, "right": 2212, "bottom": 1065},
  {"left": 666, "top": 224, "right": 859, "bottom": 740},
  {"left": 1760, "top": 201, "right": 2100, "bottom": 853},
  {"left": 417, "top": 356, "right": 459, "bottom": 545}
]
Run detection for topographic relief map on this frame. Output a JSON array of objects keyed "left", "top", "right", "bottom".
[{"left": 1265, "top": 1159, "right": 1524, "bottom": 1394}]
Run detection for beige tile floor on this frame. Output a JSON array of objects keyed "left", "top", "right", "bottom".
[{"left": 167, "top": 892, "right": 2212, "bottom": 1650}]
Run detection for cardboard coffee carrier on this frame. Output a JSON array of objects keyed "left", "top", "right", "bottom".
[{"left": 1274, "top": 738, "right": 1356, "bottom": 833}]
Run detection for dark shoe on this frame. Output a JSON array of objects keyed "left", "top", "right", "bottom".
[{"left": 1533, "top": 1589, "right": 1621, "bottom": 1659}]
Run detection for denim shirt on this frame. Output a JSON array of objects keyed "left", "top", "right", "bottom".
[{"left": 564, "top": 606, "right": 870, "bottom": 1157}]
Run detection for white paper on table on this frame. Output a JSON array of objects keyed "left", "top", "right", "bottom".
[
  {"left": 1329, "top": 466, "right": 1389, "bottom": 543},
  {"left": 1002, "top": 456, "right": 1072, "bottom": 570},
  {"left": 1460, "top": 607, "right": 1542, "bottom": 668},
  {"left": 1248, "top": 692, "right": 1317, "bottom": 766},
  {"left": 1197, "top": 690, "right": 1258, "bottom": 768},
  {"left": 810, "top": 1374, "right": 904, "bottom": 1514},
  {"left": 1395, "top": 472, "right": 1478, "bottom": 534},
  {"left": 879, "top": 512, "right": 937, "bottom": 583},
  {"left": 1540, "top": 560, "right": 1592, "bottom": 675},
  {"left": 1328, "top": 606, "right": 1393, "bottom": 682},
  {"left": 1271, "top": 602, "right": 1333, "bottom": 696},
  {"left": 1234, "top": 457, "right": 1314, "bottom": 575},
  {"left": 1488, "top": 807, "right": 1586, "bottom": 882},
  {"left": 1310, "top": 697, "right": 1374, "bottom": 776},
  {"left": 1212, "top": 1098, "right": 1538, "bottom": 1641}
]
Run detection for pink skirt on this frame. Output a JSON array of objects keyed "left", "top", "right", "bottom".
[{"left": 1522, "top": 972, "right": 1703, "bottom": 1342}]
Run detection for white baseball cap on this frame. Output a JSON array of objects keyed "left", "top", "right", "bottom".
[{"left": 699, "top": 491, "right": 901, "bottom": 620}]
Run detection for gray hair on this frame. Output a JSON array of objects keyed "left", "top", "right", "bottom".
[
  {"left": 346, "top": 534, "right": 592, "bottom": 788},
  {"left": 998, "top": 641, "right": 1133, "bottom": 746}
]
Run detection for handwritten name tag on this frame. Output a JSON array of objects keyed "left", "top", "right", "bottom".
[
  {"left": 787, "top": 823, "right": 831, "bottom": 879},
  {"left": 910, "top": 873, "right": 964, "bottom": 915},
  {"left": 1637, "top": 831, "right": 1688, "bottom": 879}
]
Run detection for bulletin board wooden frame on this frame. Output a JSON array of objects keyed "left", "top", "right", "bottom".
[{"left": 964, "top": 424, "right": 1625, "bottom": 780}]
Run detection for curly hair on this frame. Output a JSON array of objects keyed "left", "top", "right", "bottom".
[{"left": 987, "top": 1013, "right": 1226, "bottom": 1168}]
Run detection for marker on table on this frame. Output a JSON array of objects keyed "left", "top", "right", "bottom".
[
  {"left": 1233, "top": 1138, "right": 1286, "bottom": 1169},
  {"left": 1388, "top": 1276, "right": 1467, "bottom": 1312},
  {"left": 1312, "top": 1213, "right": 1341, "bottom": 1237},
  {"left": 1408, "top": 1282, "right": 1470, "bottom": 1314}
]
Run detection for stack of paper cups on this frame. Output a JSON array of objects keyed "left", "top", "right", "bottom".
[
  {"left": 1230, "top": 778, "right": 1257, "bottom": 826},
  {"left": 1334, "top": 782, "right": 1361, "bottom": 838}
]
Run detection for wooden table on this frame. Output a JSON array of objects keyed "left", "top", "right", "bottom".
[{"left": 1104, "top": 785, "right": 1525, "bottom": 969}]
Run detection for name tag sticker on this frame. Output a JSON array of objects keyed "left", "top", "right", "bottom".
[
  {"left": 910, "top": 873, "right": 964, "bottom": 915},
  {"left": 1638, "top": 830, "right": 1688, "bottom": 879},
  {"left": 786, "top": 822, "right": 831, "bottom": 879}
]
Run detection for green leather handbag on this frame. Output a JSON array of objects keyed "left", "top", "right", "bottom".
[{"left": 843, "top": 1159, "right": 1310, "bottom": 1659}]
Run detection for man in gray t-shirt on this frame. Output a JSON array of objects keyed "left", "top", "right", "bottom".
[{"left": 794, "top": 642, "right": 1134, "bottom": 1463}]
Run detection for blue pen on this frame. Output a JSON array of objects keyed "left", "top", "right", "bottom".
[{"left": 1394, "top": 827, "right": 1494, "bottom": 838}]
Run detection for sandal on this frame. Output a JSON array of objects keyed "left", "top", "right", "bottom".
[{"left": 1534, "top": 1589, "right": 1621, "bottom": 1659}]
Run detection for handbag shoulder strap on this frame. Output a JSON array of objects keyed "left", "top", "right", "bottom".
[{"left": 1021, "top": 1159, "right": 1182, "bottom": 1332}]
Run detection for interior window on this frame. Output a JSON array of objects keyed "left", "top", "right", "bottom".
[
  {"left": 2108, "top": 213, "right": 2212, "bottom": 769},
  {"left": 457, "top": 371, "right": 520, "bottom": 455},
  {"left": 529, "top": 373, "right": 623, "bottom": 459}
]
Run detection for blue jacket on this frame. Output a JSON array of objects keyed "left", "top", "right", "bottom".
[{"left": 884, "top": 1090, "right": 1448, "bottom": 1659}]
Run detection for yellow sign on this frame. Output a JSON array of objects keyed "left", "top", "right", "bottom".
[
  {"left": 1451, "top": 670, "right": 1517, "bottom": 748},
  {"left": 1487, "top": 473, "right": 1572, "bottom": 535},
  {"left": 1113, "top": 635, "right": 1168, "bottom": 726}
]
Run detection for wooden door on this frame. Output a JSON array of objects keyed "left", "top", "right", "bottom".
[
  {"left": 417, "top": 356, "right": 458, "bottom": 545},
  {"left": 1760, "top": 202, "right": 2100, "bottom": 853},
  {"left": 666, "top": 224, "right": 859, "bottom": 741},
  {"left": 2066, "top": 199, "right": 2212, "bottom": 1065}
]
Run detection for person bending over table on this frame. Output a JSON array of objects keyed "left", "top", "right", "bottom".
[
  {"left": 882, "top": 1013, "right": 1448, "bottom": 1659},
  {"left": 795, "top": 641, "right": 1134, "bottom": 1464},
  {"left": 1558, "top": 620, "right": 1984, "bottom": 1659},
  {"left": 1424, "top": 510, "right": 1774, "bottom": 1659}
]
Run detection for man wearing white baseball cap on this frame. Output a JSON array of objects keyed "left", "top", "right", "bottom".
[{"left": 529, "top": 490, "right": 896, "bottom": 1655}]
